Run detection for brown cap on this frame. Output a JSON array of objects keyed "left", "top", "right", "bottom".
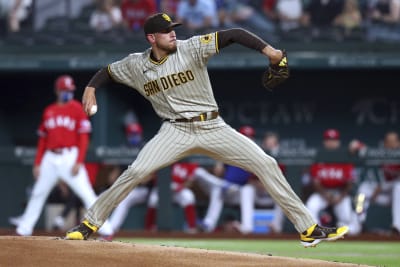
[{"left": 144, "top": 13, "right": 181, "bottom": 34}]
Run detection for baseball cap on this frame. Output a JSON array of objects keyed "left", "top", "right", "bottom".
[
  {"left": 239, "top": 126, "right": 255, "bottom": 138},
  {"left": 55, "top": 75, "right": 76, "bottom": 91},
  {"left": 125, "top": 123, "right": 143, "bottom": 135},
  {"left": 143, "top": 13, "right": 181, "bottom": 34},
  {"left": 323, "top": 129, "right": 340, "bottom": 140}
]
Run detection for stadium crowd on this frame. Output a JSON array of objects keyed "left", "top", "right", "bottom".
[{"left": 1, "top": 0, "right": 400, "bottom": 43}]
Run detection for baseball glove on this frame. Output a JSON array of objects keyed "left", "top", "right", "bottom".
[{"left": 262, "top": 50, "right": 289, "bottom": 90}]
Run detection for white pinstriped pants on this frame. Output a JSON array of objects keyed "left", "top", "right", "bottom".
[{"left": 86, "top": 117, "right": 315, "bottom": 233}]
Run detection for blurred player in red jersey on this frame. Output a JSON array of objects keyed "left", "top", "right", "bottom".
[
  {"left": 145, "top": 161, "right": 230, "bottom": 233},
  {"left": 145, "top": 162, "right": 199, "bottom": 233},
  {"left": 355, "top": 131, "right": 400, "bottom": 235},
  {"left": 120, "top": 0, "right": 157, "bottom": 31},
  {"left": 14, "top": 75, "right": 114, "bottom": 238},
  {"left": 305, "top": 129, "right": 361, "bottom": 235}
]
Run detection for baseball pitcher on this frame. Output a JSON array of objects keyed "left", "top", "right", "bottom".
[{"left": 66, "top": 13, "right": 348, "bottom": 247}]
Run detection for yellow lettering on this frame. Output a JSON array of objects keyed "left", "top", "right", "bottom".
[
  {"left": 149, "top": 86, "right": 155, "bottom": 95},
  {"left": 144, "top": 80, "right": 162, "bottom": 96},
  {"left": 160, "top": 77, "right": 169, "bottom": 90},
  {"left": 144, "top": 70, "right": 195, "bottom": 94},
  {"left": 144, "top": 83, "right": 150, "bottom": 96},
  {"left": 166, "top": 75, "right": 174, "bottom": 89},
  {"left": 171, "top": 73, "right": 180, "bottom": 86},
  {"left": 186, "top": 70, "right": 194, "bottom": 81},
  {"left": 177, "top": 72, "right": 187, "bottom": 83},
  {"left": 151, "top": 81, "right": 160, "bottom": 93}
]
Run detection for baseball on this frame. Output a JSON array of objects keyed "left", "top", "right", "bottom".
[{"left": 90, "top": 105, "right": 98, "bottom": 115}]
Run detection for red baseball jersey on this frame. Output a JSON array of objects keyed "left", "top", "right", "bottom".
[
  {"left": 382, "top": 164, "right": 400, "bottom": 181},
  {"left": 121, "top": 0, "right": 157, "bottom": 29},
  {"left": 310, "top": 163, "right": 355, "bottom": 188},
  {"left": 34, "top": 100, "right": 91, "bottom": 165},
  {"left": 38, "top": 100, "right": 91, "bottom": 147},
  {"left": 171, "top": 162, "right": 199, "bottom": 185}
]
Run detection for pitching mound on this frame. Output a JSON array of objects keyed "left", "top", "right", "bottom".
[{"left": 0, "top": 236, "right": 366, "bottom": 267}]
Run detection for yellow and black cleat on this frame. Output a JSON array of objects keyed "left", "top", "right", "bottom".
[
  {"left": 65, "top": 220, "right": 98, "bottom": 240},
  {"left": 300, "top": 224, "right": 349, "bottom": 248}
]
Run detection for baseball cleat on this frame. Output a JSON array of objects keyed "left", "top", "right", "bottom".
[
  {"left": 65, "top": 220, "right": 98, "bottom": 240},
  {"left": 300, "top": 224, "right": 349, "bottom": 248}
]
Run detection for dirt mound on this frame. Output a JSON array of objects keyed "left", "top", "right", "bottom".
[{"left": 0, "top": 236, "right": 367, "bottom": 267}]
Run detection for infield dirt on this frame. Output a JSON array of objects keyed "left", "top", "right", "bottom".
[{"left": 0, "top": 236, "right": 371, "bottom": 267}]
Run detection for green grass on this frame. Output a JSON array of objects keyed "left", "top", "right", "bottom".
[{"left": 116, "top": 238, "right": 400, "bottom": 267}]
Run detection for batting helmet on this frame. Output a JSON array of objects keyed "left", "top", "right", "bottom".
[
  {"left": 239, "top": 125, "right": 255, "bottom": 138},
  {"left": 55, "top": 75, "right": 76, "bottom": 91}
]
